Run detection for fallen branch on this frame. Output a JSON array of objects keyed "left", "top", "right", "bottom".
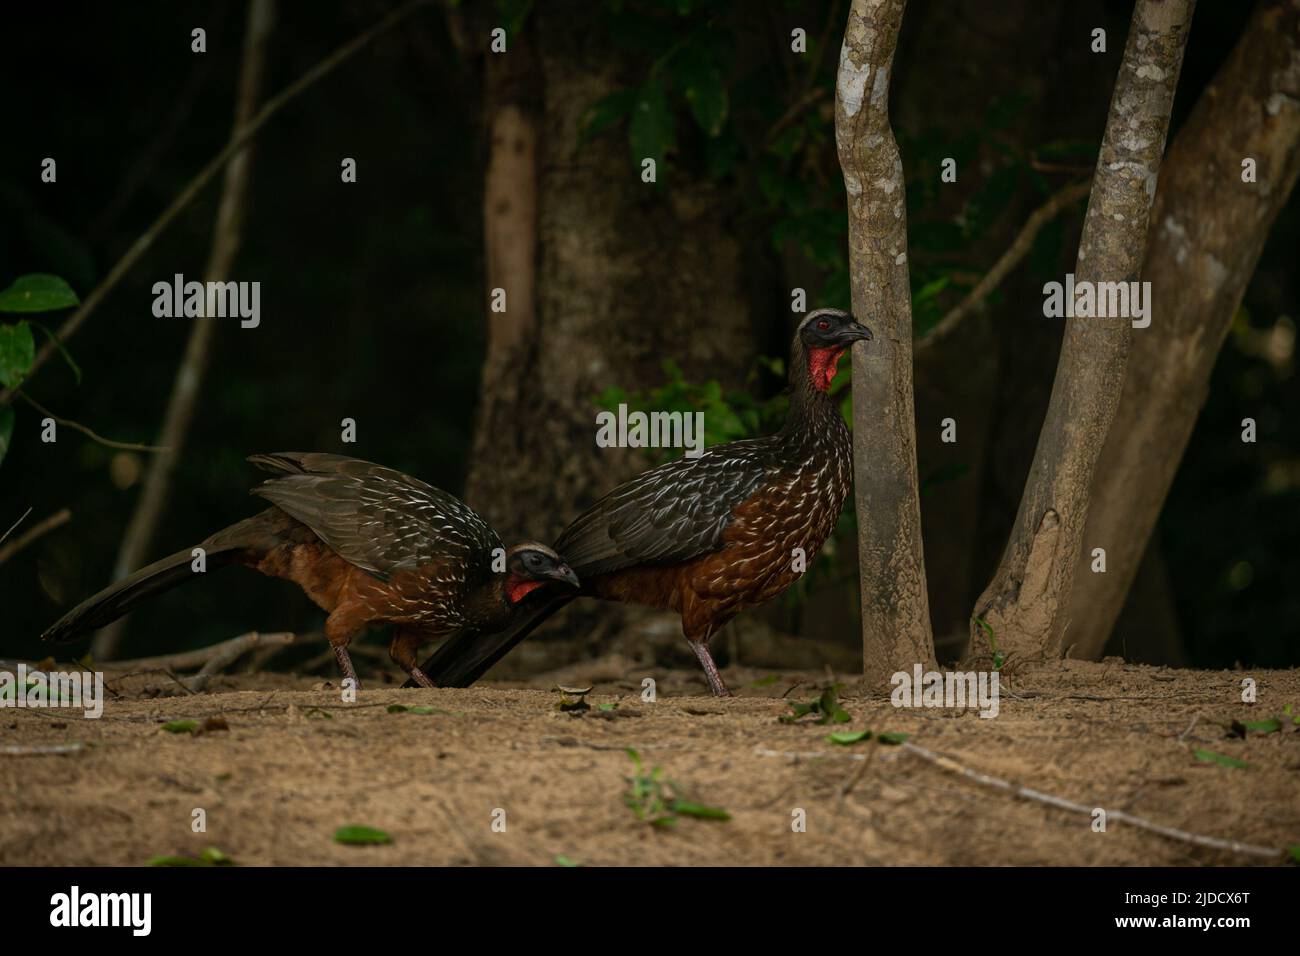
[
  {"left": 0, "top": 0, "right": 434, "bottom": 408},
  {"left": 1, "top": 743, "right": 85, "bottom": 756},
  {"left": 0, "top": 508, "right": 70, "bottom": 565},
  {"left": 101, "top": 631, "right": 297, "bottom": 673},
  {"left": 917, "top": 179, "right": 1090, "bottom": 354},
  {"left": 897, "top": 739, "right": 1283, "bottom": 861}
]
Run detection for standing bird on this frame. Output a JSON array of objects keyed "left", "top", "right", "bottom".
[
  {"left": 413, "top": 309, "right": 872, "bottom": 696},
  {"left": 41, "top": 452, "right": 579, "bottom": 687}
]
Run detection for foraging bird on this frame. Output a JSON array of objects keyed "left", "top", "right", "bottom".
[
  {"left": 413, "top": 309, "right": 872, "bottom": 696},
  {"left": 42, "top": 452, "right": 579, "bottom": 687}
]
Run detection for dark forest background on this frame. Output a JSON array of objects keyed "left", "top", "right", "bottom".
[{"left": 2, "top": 0, "right": 1296, "bottom": 671}]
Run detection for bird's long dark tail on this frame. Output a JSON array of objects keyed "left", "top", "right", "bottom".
[
  {"left": 40, "top": 515, "right": 272, "bottom": 646},
  {"left": 407, "top": 594, "right": 577, "bottom": 688}
]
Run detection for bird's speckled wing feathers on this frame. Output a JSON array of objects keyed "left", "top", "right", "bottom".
[
  {"left": 247, "top": 452, "right": 502, "bottom": 581},
  {"left": 556, "top": 441, "right": 772, "bottom": 578}
]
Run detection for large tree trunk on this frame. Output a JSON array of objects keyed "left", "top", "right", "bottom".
[
  {"left": 1067, "top": 0, "right": 1300, "bottom": 659},
  {"left": 836, "top": 0, "right": 936, "bottom": 687},
  {"left": 464, "top": 0, "right": 758, "bottom": 543},
  {"left": 971, "top": 0, "right": 1195, "bottom": 662}
]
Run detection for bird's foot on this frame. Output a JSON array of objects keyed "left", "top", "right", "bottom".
[{"left": 407, "top": 667, "right": 437, "bottom": 689}]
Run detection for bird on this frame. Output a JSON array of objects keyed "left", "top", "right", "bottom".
[
  {"left": 411, "top": 308, "right": 872, "bottom": 696},
  {"left": 41, "top": 452, "right": 580, "bottom": 688}
]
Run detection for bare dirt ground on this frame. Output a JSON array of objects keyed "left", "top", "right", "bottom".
[{"left": 2, "top": 658, "right": 1297, "bottom": 866}]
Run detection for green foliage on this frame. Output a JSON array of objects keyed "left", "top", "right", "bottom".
[
  {"left": 333, "top": 825, "right": 392, "bottom": 845},
  {"left": 595, "top": 357, "right": 785, "bottom": 458},
  {"left": 974, "top": 617, "right": 1005, "bottom": 671},
  {"left": 160, "top": 719, "right": 199, "bottom": 734},
  {"left": 628, "top": 79, "right": 677, "bottom": 171},
  {"left": 148, "top": 846, "right": 235, "bottom": 867},
  {"left": 622, "top": 748, "right": 730, "bottom": 827},
  {"left": 781, "top": 684, "right": 851, "bottom": 725},
  {"left": 495, "top": 0, "right": 534, "bottom": 37},
  {"left": 0, "top": 273, "right": 82, "bottom": 472},
  {"left": 1194, "top": 749, "right": 1251, "bottom": 770},
  {"left": 827, "top": 729, "right": 908, "bottom": 745},
  {"left": 0, "top": 321, "right": 34, "bottom": 389},
  {"left": 0, "top": 273, "right": 79, "bottom": 313}
]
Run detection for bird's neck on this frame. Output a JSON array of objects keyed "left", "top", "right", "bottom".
[{"left": 781, "top": 341, "right": 844, "bottom": 441}]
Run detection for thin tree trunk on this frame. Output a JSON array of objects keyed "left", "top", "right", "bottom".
[
  {"left": 836, "top": 0, "right": 936, "bottom": 687},
  {"left": 970, "top": 0, "right": 1195, "bottom": 662},
  {"left": 1068, "top": 0, "right": 1300, "bottom": 659},
  {"left": 93, "top": 0, "right": 276, "bottom": 659},
  {"left": 464, "top": 27, "right": 541, "bottom": 506}
]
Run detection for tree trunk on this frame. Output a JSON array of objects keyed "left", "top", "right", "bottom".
[
  {"left": 1067, "top": 0, "right": 1300, "bottom": 659},
  {"left": 971, "top": 0, "right": 1195, "bottom": 662},
  {"left": 836, "top": 0, "right": 936, "bottom": 687},
  {"left": 464, "top": 0, "right": 757, "bottom": 543}
]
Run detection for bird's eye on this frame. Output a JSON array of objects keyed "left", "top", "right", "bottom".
[{"left": 817, "top": 320, "right": 830, "bottom": 331}]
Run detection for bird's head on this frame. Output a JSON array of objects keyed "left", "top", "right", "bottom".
[
  {"left": 503, "top": 542, "right": 580, "bottom": 604},
  {"left": 797, "top": 308, "right": 873, "bottom": 392}
]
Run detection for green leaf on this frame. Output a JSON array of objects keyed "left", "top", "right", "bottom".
[
  {"left": 1288, "top": 845, "right": 1300, "bottom": 863},
  {"left": 876, "top": 731, "right": 909, "bottom": 745},
  {"left": 674, "top": 46, "right": 727, "bottom": 136},
  {"left": 0, "top": 406, "right": 13, "bottom": 469},
  {"left": 1234, "top": 718, "right": 1281, "bottom": 734},
  {"left": 161, "top": 719, "right": 199, "bottom": 734},
  {"left": 149, "top": 846, "right": 236, "bottom": 866},
  {"left": 1194, "top": 748, "right": 1251, "bottom": 770},
  {"left": 555, "top": 854, "right": 581, "bottom": 867},
  {"left": 0, "top": 321, "right": 35, "bottom": 388},
  {"left": 0, "top": 274, "right": 80, "bottom": 313},
  {"left": 828, "top": 730, "right": 872, "bottom": 745},
  {"left": 628, "top": 80, "right": 676, "bottom": 172},
  {"left": 580, "top": 88, "right": 638, "bottom": 145},
  {"left": 199, "top": 846, "right": 234, "bottom": 865},
  {"left": 671, "top": 800, "right": 730, "bottom": 821},
  {"left": 747, "top": 674, "right": 781, "bottom": 688},
  {"left": 495, "top": 0, "right": 533, "bottom": 36},
  {"left": 913, "top": 276, "right": 950, "bottom": 304},
  {"left": 333, "top": 825, "right": 392, "bottom": 845}
]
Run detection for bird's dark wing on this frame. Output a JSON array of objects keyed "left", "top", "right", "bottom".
[
  {"left": 556, "top": 440, "right": 772, "bottom": 578},
  {"left": 247, "top": 452, "right": 502, "bottom": 581}
]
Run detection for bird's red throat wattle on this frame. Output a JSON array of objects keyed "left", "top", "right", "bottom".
[
  {"left": 506, "top": 577, "right": 547, "bottom": 603},
  {"left": 807, "top": 347, "right": 845, "bottom": 392}
]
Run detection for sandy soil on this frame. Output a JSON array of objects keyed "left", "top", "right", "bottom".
[{"left": 2, "top": 658, "right": 1297, "bottom": 866}]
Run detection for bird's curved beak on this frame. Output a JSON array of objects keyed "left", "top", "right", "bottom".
[
  {"left": 545, "top": 564, "right": 581, "bottom": 589},
  {"left": 837, "top": 320, "right": 874, "bottom": 345}
]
